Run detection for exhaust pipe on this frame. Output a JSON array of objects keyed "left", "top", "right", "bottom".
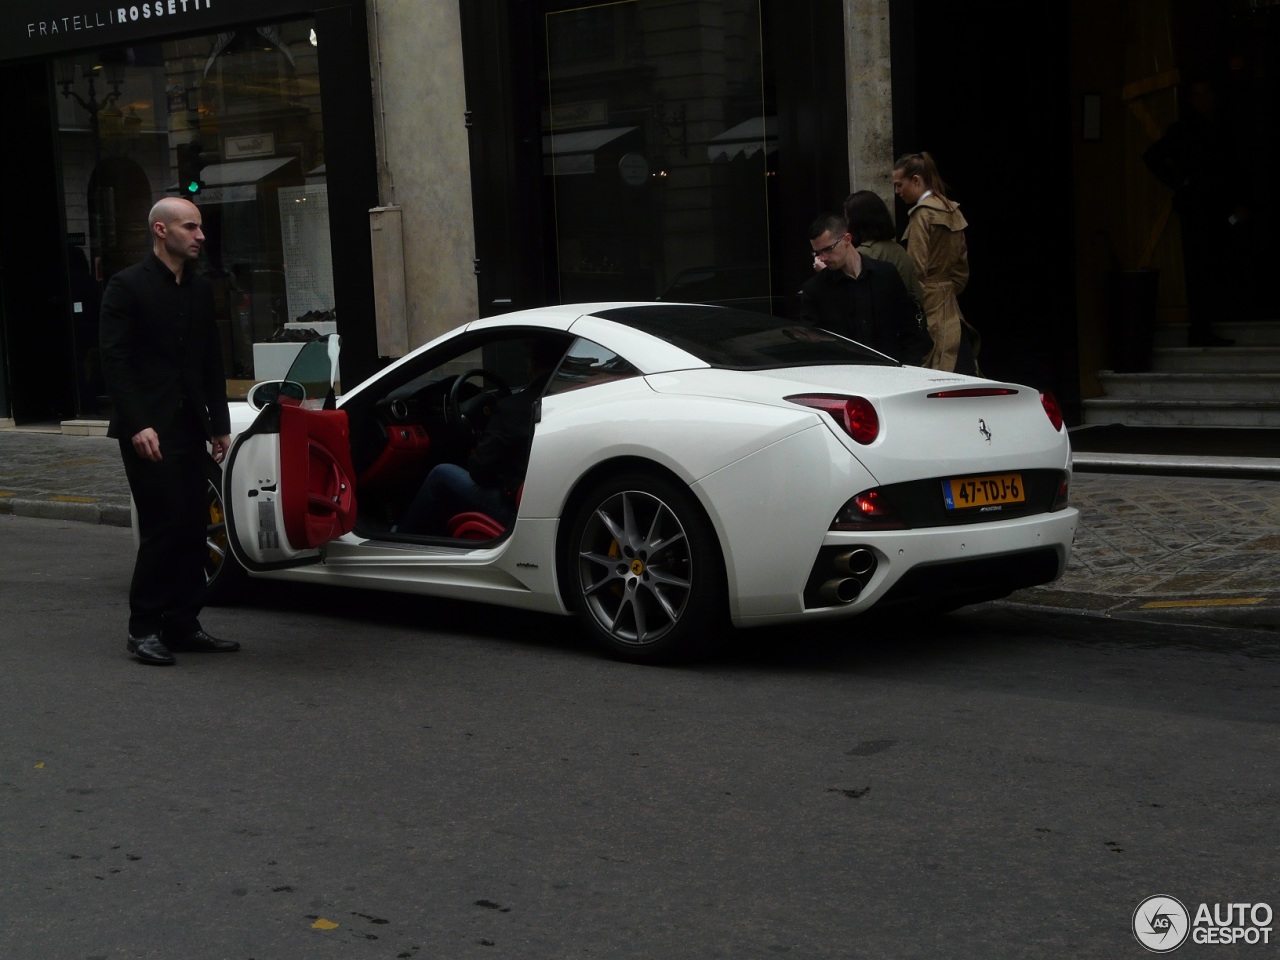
[
  {"left": 820, "top": 577, "right": 863, "bottom": 605},
  {"left": 834, "top": 548, "right": 876, "bottom": 577}
]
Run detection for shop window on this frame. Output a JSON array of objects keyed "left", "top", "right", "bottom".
[
  {"left": 54, "top": 18, "right": 332, "bottom": 414},
  {"left": 541, "top": 0, "right": 777, "bottom": 314}
]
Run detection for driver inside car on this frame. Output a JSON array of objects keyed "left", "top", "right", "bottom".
[{"left": 394, "top": 339, "right": 565, "bottom": 536}]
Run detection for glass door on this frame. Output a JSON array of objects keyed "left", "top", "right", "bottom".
[{"left": 542, "top": 0, "right": 778, "bottom": 314}]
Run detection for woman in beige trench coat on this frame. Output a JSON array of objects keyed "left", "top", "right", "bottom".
[{"left": 893, "top": 152, "right": 979, "bottom": 374}]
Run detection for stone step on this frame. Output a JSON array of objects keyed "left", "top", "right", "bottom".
[
  {"left": 1091, "top": 321, "right": 1280, "bottom": 429},
  {"left": 59, "top": 419, "right": 110, "bottom": 437},
  {"left": 1152, "top": 319, "right": 1280, "bottom": 348},
  {"left": 1097, "top": 371, "right": 1280, "bottom": 401},
  {"left": 1148, "top": 345, "right": 1280, "bottom": 374},
  {"left": 1081, "top": 396, "right": 1280, "bottom": 428}
]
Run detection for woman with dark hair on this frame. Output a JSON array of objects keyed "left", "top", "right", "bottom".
[
  {"left": 892, "top": 151, "right": 979, "bottom": 374},
  {"left": 843, "top": 189, "right": 925, "bottom": 341}
]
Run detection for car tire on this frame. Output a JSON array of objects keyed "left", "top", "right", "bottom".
[
  {"left": 565, "top": 472, "right": 727, "bottom": 663},
  {"left": 201, "top": 466, "right": 245, "bottom": 604}
]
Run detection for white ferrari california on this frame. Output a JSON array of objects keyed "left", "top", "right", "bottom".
[{"left": 203, "top": 302, "right": 1078, "bottom": 662}]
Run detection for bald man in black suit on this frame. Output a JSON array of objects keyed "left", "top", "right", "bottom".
[{"left": 100, "top": 197, "right": 240, "bottom": 665}]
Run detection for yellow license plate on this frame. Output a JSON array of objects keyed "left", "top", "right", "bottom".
[{"left": 943, "top": 473, "right": 1025, "bottom": 510}]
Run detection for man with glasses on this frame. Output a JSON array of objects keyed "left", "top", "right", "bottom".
[{"left": 799, "top": 211, "right": 929, "bottom": 364}]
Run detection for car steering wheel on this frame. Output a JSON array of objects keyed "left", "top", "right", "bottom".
[{"left": 446, "top": 368, "right": 511, "bottom": 438}]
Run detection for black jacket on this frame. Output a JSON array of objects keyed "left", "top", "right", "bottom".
[
  {"left": 99, "top": 252, "right": 230, "bottom": 441},
  {"left": 799, "top": 255, "right": 929, "bottom": 364},
  {"left": 466, "top": 377, "right": 548, "bottom": 495}
]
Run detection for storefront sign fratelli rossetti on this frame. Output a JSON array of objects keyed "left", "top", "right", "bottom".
[{"left": 1, "top": 0, "right": 330, "bottom": 60}]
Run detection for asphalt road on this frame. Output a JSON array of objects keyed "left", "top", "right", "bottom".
[{"left": 2, "top": 515, "right": 1277, "bottom": 959}]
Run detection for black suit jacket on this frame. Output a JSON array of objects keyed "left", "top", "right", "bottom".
[
  {"left": 799, "top": 254, "right": 930, "bottom": 364},
  {"left": 99, "top": 252, "right": 230, "bottom": 441}
]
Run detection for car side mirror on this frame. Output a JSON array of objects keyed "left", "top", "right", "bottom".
[{"left": 246, "top": 379, "right": 306, "bottom": 411}]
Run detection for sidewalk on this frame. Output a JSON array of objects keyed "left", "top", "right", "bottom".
[
  {"left": 1, "top": 426, "right": 1277, "bottom": 632},
  {"left": 0, "top": 429, "right": 132, "bottom": 528}
]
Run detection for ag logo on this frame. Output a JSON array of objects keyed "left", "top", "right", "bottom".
[{"left": 1134, "top": 895, "right": 1190, "bottom": 952}]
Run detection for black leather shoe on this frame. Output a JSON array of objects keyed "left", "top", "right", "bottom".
[
  {"left": 1187, "top": 333, "right": 1235, "bottom": 347},
  {"left": 165, "top": 629, "right": 240, "bottom": 653},
  {"left": 127, "top": 634, "right": 175, "bottom": 665}
]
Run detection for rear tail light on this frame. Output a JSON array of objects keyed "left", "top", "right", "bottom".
[
  {"left": 1051, "top": 471, "right": 1070, "bottom": 511},
  {"left": 831, "top": 489, "right": 905, "bottom": 530},
  {"left": 1040, "top": 391, "right": 1065, "bottom": 431},
  {"left": 787, "top": 394, "right": 880, "bottom": 444}
]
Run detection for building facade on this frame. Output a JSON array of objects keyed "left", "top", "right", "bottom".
[{"left": 0, "top": 0, "right": 1271, "bottom": 428}]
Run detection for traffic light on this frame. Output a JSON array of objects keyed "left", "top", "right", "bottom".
[{"left": 175, "top": 143, "right": 205, "bottom": 197}]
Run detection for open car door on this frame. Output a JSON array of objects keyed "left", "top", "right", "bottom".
[{"left": 223, "top": 336, "right": 359, "bottom": 571}]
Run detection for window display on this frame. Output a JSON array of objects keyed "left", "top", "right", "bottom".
[{"left": 54, "top": 18, "right": 333, "bottom": 412}]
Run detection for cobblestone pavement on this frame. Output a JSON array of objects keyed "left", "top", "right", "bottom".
[
  {"left": 1010, "top": 472, "right": 1280, "bottom": 630},
  {"left": 1, "top": 429, "right": 1277, "bottom": 631},
  {"left": 0, "top": 432, "right": 131, "bottom": 527}
]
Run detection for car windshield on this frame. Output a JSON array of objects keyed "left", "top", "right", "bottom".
[{"left": 592, "top": 305, "right": 897, "bottom": 369}]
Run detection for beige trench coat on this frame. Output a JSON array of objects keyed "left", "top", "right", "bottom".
[{"left": 902, "top": 194, "right": 973, "bottom": 372}]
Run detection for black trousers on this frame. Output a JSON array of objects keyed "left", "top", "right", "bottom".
[
  {"left": 119, "top": 408, "right": 212, "bottom": 638},
  {"left": 1178, "top": 203, "right": 1241, "bottom": 338}
]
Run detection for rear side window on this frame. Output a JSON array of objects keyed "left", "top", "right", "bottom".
[
  {"left": 544, "top": 337, "right": 640, "bottom": 396},
  {"left": 593, "top": 304, "right": 896, "bottom": 369}
]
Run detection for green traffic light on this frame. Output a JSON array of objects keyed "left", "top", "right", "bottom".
[{"left": 185, "top": 180, "right": 201, "bottom": 195}]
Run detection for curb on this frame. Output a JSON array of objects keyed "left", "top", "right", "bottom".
[
  {"left": 0, "top": 496, "right": 131, "bottom": 528},
  {"left": 1072, "top": 452, "right": 1280, "bottom": 478},
  {"left": 1000, "top": 591, "right": 1280, "bottom": 634}
]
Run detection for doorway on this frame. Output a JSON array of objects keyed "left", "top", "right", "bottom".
[{"left": 0, "top": 60, "right": 74, "bottom": 425}]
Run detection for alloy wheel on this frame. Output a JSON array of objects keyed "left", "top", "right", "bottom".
[
  {"left": 204, "top": 479, "right": 229, "bottom": 589},
  {"left": 575, "top": 488, "right": 694, "bottom": 646}
]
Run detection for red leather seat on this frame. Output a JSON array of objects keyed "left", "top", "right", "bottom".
[
  {"left": 446, "top": 512, "right": 507, "bottom": 540},
  {"left": 445, "top": 484, "right": 522, "bottom": 541}
]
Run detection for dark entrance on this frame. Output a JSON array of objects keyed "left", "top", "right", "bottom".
[
  {"left": 890, "top": 1, "right": 1078, "bottom": 409},
  {"left": 0, "top": 61, "right": 76, "bottom": 425}
]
